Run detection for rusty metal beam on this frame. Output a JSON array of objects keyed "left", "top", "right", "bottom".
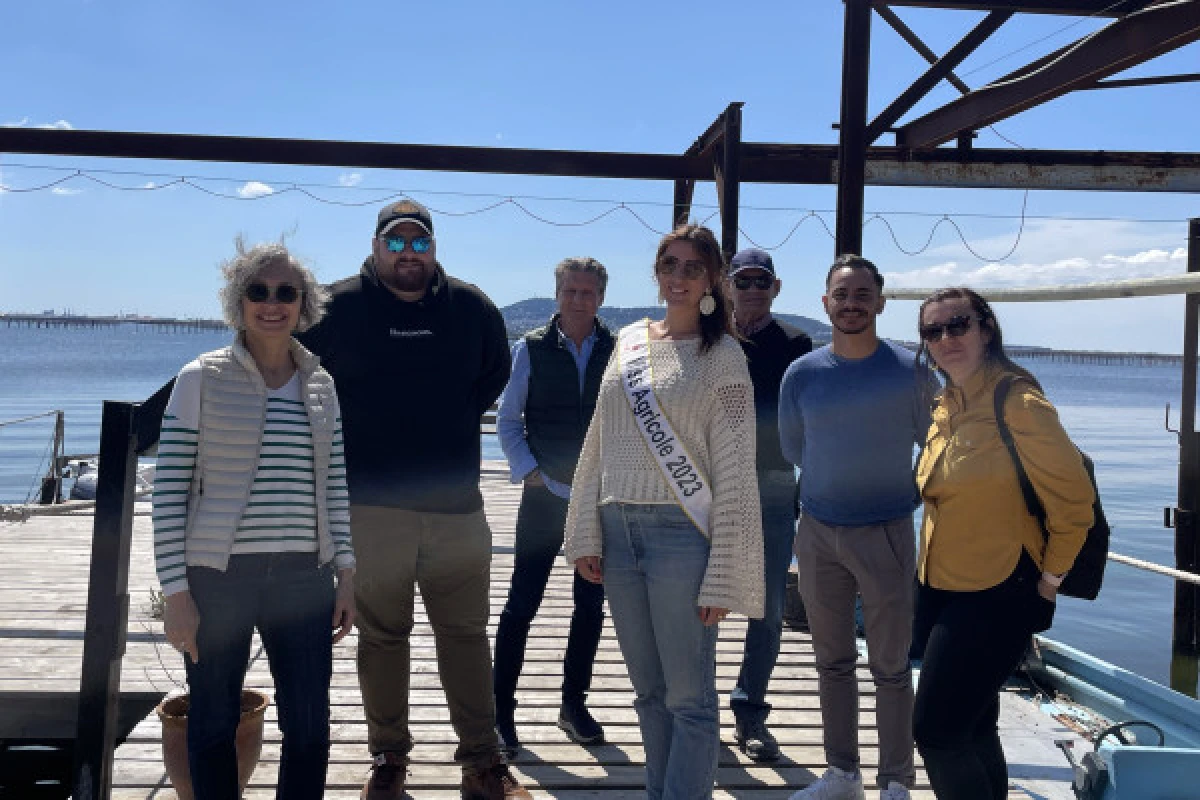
[
  {"left": 740, "top": 143, "right": 1200, "bottom": 191},
  {"left": 1082, "top": 72, "right": 1200, "bottom": 89},
  {"left": 3, "top": 127, "right": 1199, "bottom": 192},
  {"left": 712, "top": 105, "right": 743, "bottom": 261},
  {"left": 898, "top": 0, "right": 1200, "bottom": 149},
  {"left": 874, "top": 5, "right": 973, "bottom": 95},
  {"left": 866, "top": 11, "right": 1011, "bottom": 143},
  {"left": 685, "top": 102, "right": 745, "bottom": 159},
  {"left": 875, "top": 0, "right": 1153, "bottom": 15},
  {"left": 0, "top": 127, "right": 706, "bottom": 181}
]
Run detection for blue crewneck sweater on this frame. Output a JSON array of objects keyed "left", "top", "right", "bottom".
[{"left": 778, "top": 339, "right": 934, "bottom": 526}]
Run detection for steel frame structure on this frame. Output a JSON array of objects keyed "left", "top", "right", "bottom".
[{"left": 2, "top": 2, "right": 1199, "bottom": 796}]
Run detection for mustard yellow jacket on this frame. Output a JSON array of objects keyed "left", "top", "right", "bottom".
[{"left": 915, "top": 364, "right": 1094, "bottom": 591}]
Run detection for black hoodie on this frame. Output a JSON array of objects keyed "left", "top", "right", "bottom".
[{"left": 298, "top": 257, "right": 510, "bottom": 513}]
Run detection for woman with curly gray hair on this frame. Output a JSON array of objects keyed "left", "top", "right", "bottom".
[{"left": 152, "top": 238, "right": 355, "bottom": 800}]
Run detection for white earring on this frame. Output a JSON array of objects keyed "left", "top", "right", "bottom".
[{"left": 699, "top": 291, "right": 716, "bottom": 316}]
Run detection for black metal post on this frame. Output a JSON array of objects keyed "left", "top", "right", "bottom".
[
  {"left": 1173, "top": 218, "right": 1200, "bottom": 697},
  {"left": 673, "top": 179, "right": 696, "bottom": 230},
  {"left": 716, "top": 105, "right": 743, "bottom": 263},
  {"left": 836, "top": 0, "right": 872, "bottom": 256},
  {"left": 73, "top": 401, "right": 139, "bottom": 800}
]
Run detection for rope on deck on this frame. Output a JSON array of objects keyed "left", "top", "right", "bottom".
[{"left": 1109, "top": 551, "right": 1200, "bottom": 586}]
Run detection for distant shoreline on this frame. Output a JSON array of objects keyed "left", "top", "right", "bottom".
[{"left": 1, "top": 311, "right": 1185, "bottom": 362}]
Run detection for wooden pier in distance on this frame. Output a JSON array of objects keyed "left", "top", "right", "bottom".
[
  {"left": 0, "top": 463, "right": 1079, "bottom": 798},
  {"left": 1, "top": 313, "right": 224, "bottom": 333}
]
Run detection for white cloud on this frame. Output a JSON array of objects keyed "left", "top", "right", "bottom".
[
  {"left": 885, "top": 246, "right": 1186, "bottom": 290},
  {"left": 337, "top": 172, "right": 363, "bottom": 187},
  {"left": 236, "top": 181, "right": 274, "bottom": 199},
  {"left": 2, "top": 117, "right": 73, "bottom": 129},
  {"left": 51, "top": 187, "right": 82, "bottom": 196}
]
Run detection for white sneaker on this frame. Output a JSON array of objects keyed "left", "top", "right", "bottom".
[
  {"left": 879, "top": 782, "right": 911, "bottom": 800},
  {"left": 788, "top": 766, "right": 867, "bottom": 800}
]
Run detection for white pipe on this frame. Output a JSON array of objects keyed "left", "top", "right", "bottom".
[
  {"left": 884, "top": 273, "right": 1200, "bottom": 302},
  {"left": 1108, "top": 552, "right": 1200, "bottom": 586}
]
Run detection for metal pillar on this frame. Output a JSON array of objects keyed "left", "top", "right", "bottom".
[
  {"left": 713, "top": 105, "right": 743, "bottom": 263},
  {"left": 73, "top": 401, "right": 139, "bottom": 800},
  {"left": 1172, "top": 218, "right": 1200, "bottom": 698},
  {"left": 673, "top": 179, "right": 695, "bottom": 230},
  {"left": 836, "top": 0, "right": 872, "bottom": 256}
]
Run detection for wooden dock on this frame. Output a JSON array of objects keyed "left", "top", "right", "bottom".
[{"left": 0, "top": 463, "right": 1079, "bottom": 798}]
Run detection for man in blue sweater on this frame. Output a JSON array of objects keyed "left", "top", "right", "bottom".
[{"left": 780, "top": 255, "right": 933, "bottom": 800}]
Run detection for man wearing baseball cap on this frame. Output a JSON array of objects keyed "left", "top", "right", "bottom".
[
  {"left": 300, "top": 199, "right": 528, "bottom": 799},
  {"left": 726, "top": 248, "right": 812, "bottom": 762}
]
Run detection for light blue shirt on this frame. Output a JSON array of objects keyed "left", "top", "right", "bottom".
[{"left": 496, "top": 323, "right": 598, "bottom": 500}]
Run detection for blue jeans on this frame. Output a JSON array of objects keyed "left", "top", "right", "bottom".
[
  {"left": 185, "top": 553, "right": 335, "bottom": 800},
  {"left": 601, "top": 503, "right": 718, "bottom": 800},
  {"left": 731, "top": 470, "right": 797, "bottom": 726}
]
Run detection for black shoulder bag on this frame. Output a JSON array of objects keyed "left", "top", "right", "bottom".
[{"left": 993, "top": 376, "right": 1110, "bottom": 601}]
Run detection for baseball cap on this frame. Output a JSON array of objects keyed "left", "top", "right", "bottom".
[
  {"left": 376, "top": 199, "right": 434, "bottom": 236},
  {"left": 729, "top": 248, "right": 776, "bottom": 277}
]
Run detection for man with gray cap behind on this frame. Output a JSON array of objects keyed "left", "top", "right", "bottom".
[
  {"left": 300, "top": 200, "right": 529, "bottom": 799},
  {"left": 726, "top": 248, "right": 812, "bottom": 762}
]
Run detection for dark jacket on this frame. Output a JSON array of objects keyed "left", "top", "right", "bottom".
[
  {"left": 741, "top": 318, "right": 813, "bottom": 473},
  {"left": 524, "top": 316, "right": 615, "bottom": 486},
  {"left": 298, "top": 257, "right": 510, "bottom": 513}
]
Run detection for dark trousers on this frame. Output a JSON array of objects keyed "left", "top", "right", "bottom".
[
  {"left": 731, "top": 470, "right": 797, "bottom": 725},
  {"left": 494, "top": 485, "right": 605, "bottom": 716},
  {"left": 912, "top": 552, "right": 1055, "bottom": 800},
  {"left": 185, "top": 553, "right": 335, "bottom": 800}
]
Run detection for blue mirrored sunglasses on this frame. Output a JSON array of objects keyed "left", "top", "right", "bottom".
[{"left": 383, "top": 235, "right": 432, "bottom": 254}]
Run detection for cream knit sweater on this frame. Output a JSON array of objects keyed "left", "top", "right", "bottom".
[{"left": 564, "top": 323, "right": 765, "bottom": 618}]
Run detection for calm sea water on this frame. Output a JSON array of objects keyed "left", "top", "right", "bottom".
[{"left": 0, "top": 326, "right": 1187, "bottom": 689}]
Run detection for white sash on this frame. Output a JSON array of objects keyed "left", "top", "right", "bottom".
[{"left": 618, "top": 320, "right": 712, "bottom": 535}]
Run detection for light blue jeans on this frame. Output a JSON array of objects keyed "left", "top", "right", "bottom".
[{"left": 600, "top": 503, "right": 719, "bottom": 800}]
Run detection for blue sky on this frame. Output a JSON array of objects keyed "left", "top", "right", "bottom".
[{"left": 1, "top": 0, "right": 1197, "bottom": 352}]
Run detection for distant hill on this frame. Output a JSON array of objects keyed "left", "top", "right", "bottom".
[{"left": 501, "top": 298, "right": 831, "bottom": 341}]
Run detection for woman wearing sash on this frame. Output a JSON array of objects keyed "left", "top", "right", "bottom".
[{"left": 565, "top": 224, "right": 765, "bottom": 798}]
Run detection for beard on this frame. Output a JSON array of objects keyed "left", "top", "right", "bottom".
[
  {"left": 379, "top": 260, "right": 432, "bottom": 294},
  {"left": 831, "top": 309, "right": 873, "bottom": 335}
]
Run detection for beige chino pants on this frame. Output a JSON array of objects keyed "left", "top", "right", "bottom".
[
  {"left": 351, "top": 504, "right": 500, "bottom": 772},
  {"left": 794, "top": 512, "right": 917, "bottom": 789}
]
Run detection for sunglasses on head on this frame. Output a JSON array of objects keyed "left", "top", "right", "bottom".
[
  {"left": 919, "top": 314, "right": 977, "bottom": 343},
  {"left": 733, "top": 274, "right": 774, "bottom": 291},
  {"left": 382, "top": 234, "right": 432, "bottom": 254},
  {"left": 245, "top": 283, "right": 301, "bottom": 304},
  {"left": 655, "top": 257, "right": 706, "bottom": 280}
]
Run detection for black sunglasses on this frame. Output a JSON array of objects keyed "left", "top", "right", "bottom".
[
  {"left": 733, "top": 275, "right": 774, "bottom": 291},
  {"left": 919, "top": 314, "right": 977, "bottom": 343},
  {"left": 245, "top": 283, "right": 302, "bottom": 304}
]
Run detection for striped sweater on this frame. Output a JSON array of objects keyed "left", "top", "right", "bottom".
[{"left": 153, "top": 350, "right": 353, "bottom": 595}]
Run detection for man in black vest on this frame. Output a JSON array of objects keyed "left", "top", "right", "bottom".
[
  {"left": 493, "top": 257, "right": 614, "bottom": 757},
  {"left": 726, "top": 248, "right": 813, "bottom": 762}
]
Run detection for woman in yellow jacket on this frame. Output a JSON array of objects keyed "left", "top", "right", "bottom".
[{"left": 911, "top": 287, "right": 1093, "bottom": 800}]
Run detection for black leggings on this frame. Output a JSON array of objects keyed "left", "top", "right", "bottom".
[{"left": 911, "top": 552, "right": 1055, "bottom": 800}]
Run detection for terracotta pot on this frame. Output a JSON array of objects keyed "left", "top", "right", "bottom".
[{"left": 156, "top": 689, "right": 270, "bottom": 800}]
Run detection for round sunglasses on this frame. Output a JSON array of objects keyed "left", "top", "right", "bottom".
[{"left": 245, "top": 283, "right": 302, "bottom": 304}]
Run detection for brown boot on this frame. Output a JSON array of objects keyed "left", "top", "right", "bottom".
[
  {"left": 361, "top": 752, "right": 408, "bottom": 800},
  {"left": 460, "top": 760, "right": 532, "bottom": 799}
]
